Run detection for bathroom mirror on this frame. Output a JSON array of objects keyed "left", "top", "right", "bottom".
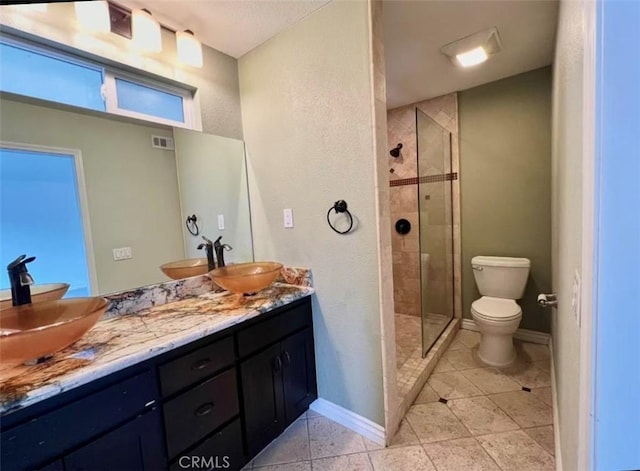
[{"left": 0, "top": 94, "right": 253, "bottom": 296}]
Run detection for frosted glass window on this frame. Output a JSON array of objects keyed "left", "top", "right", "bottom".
[
  {"left": 115, "top": 78, "right": 185, "bottom": 123},
  {"left": 0, "top": 148, "right": 91, "bottom": 297},
  {"left": 0, "top": 42, "right": 105, "bottom": 112}
]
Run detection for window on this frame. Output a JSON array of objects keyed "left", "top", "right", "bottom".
[
  {"left": 0, "top": 144, "right": 95, "bottom": 297},
  {"left": 104, "top": 74, "right": 192, "bottom": 127},
  {"left": 0, "top": 36, "right": 197, "bottom": 129},
  {"left": 0, "top": 41, "right": 105, "bottom": 111}
]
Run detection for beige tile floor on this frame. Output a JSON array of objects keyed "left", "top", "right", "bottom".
[{"left": 243, "top": 329, "right": 555, "bottom": 471}]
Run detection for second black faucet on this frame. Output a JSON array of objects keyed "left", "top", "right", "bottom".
[{"left": 197, "top": 236, "right": 233, "bottom": 270}]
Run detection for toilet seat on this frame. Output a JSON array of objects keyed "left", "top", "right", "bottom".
[{"left": 471, "top": 296, "right": 521, "bottom": 322}]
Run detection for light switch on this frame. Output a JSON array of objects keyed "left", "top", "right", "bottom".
[
  {"left": 113, "top": 247, "right": 132, "bottom": 261},
  {"left": 217, "top": 214, "right": 225, "bottom": 230},
  {"left": 283, "top": 209, "right": 294, "bottom": 228}
]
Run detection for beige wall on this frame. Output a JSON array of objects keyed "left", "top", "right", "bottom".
[
  {"left": 0, "top": 97, "right": 184, "bottom": 294},
  {"left": 551, "top": 1, "right": 587, "bottom": 468},
  {"left": 0, "top": 2, "right": 243, "bottom": 139},
  {"left": 459, "top": 67, "right": 552, "bottom": 333},
  {"left": 239, "top": 1, "right": 386, "bottom": 425}
]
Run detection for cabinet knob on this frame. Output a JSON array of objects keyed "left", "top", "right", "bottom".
[
  {"left": 194, "top": 402, "right": 215, "bottom": 417},
  {"left": 282, "top": 351, "right": 291, "bottom": 367},
  {"left": 273, "top": 355, "right": 283, "bottom": 373},
  {"left": 191, "top": 358, "right": 212, "bottom": 371}
]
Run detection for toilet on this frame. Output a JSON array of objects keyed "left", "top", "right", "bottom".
[{"left": 470, "top": 256, "right": 531, "bottom": 367}]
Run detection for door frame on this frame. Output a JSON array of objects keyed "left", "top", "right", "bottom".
[
  {"left": 0, "top": 141, "right": 99, "bottom": 295},
  {"left": 577, "top": 0, "right": 598, "bottom": 469}
]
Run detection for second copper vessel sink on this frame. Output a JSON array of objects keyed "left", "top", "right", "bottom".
[
  {"left": 0, "top": 297, "right": 108, "bottom": 366},
  {"left": 210, "top": 262, "right": 283, "bottom": 295},
  {"left": 160, "top": 258, "right": 210, "bottom": 280}
]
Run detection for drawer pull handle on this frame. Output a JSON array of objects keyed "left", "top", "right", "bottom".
[
  {"left": 191, "top": 358, "right": 212, "bottom": 371},
  {"left": 273, "top": 355, "right": 283, "bottom": 373},
  {"left": 282, "top": 351, "right": 291, "bottom": 367},
  {"left": 195, "top": 402, "right": 215, "bottom": 417}
]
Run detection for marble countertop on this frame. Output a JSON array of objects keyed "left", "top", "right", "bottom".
[{"left": 0, "top": 283, "right": 314, "bottom": 416}]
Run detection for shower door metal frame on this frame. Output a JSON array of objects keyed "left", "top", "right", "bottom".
[{"left": 415, "top": 109, "right": 455, "bottom": 357}]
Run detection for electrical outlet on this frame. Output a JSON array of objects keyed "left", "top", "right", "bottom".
[
  {"left": 113, "top": 247, "right": 132, "bottom": 261},
  {"left": 283, "top": 209, "right": 294, "bottom": 228},
  {"left": 217, "top": 214, "right": 225, "bottom": 230}
]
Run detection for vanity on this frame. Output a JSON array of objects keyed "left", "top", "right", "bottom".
[{"left": 0, "top": 280, "right": 317, "bottom": 471}]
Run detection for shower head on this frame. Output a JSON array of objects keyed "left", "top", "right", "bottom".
[{"left": 390, "top": 143, "right": 403, "bottom": 158}]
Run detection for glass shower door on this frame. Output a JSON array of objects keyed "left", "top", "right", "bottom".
[{"left": 416, "top": 109, "right": 454, "bottom": 356}]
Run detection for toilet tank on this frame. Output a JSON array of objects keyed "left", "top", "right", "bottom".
[{"left": 471, "top": 256, "right": 531, "bottom": 299}]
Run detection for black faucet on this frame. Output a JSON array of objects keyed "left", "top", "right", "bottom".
[
  {"left": 7, "top": 255, "right": 35, "bottom": 306},
  {"left": 213, "top": 236, "right": 233, "bottom": 268},
  {"left": 197, "top": 236, "right": 216, "bottom": 271}
]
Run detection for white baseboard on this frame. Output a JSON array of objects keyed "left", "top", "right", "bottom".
[
  {"left": 461, "top": 319, "right": 551, "bottom": 345},
  {"left": 550, "top": 340, "right": 563, "bottom": 471},
  {"left": 309, "top": 398, "right": 386, "bottom": 446}
]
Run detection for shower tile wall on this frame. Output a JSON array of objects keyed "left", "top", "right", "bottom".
[{"left": 388, "top": 93, "right": 462, "bottom": 320}]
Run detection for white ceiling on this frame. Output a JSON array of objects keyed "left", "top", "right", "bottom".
[
  {"left": 118, "top": 0, "right": 331, "bottom": 59},
  {"left": 383, "top": 0, "right": 559, "bottom": 109},
  {"left": 118, "top": 1, "right": 558, "bottom": 108}
]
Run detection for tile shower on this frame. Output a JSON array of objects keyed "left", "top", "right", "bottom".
[{"left": 388, "top": 93, "right": 462, "bottom": 398}]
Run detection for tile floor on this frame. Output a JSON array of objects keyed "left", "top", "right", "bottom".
[{"left": 243, "top": 329, "right": 555, "bottom": 471}]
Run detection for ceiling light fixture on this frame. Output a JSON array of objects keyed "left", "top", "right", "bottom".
[
  {"left": 441, "top": 27, "right": 502, "bottom": 68},
  {"left": 74, "top": 1, "right": 110, "bottom": 33},
  {"left": 176, "top": 30, "right": 203, "bottom": 68},
  {"left": 132, "top": 8, "right": 161, "bottom": 52}
]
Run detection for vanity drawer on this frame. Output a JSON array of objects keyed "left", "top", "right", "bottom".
[
  {"left": 237, "top": 301, "right": 311, "bottom": 357},
  {"left": 164, "top": 368, "right": 239, "bottom": 459},
  {"left": 1, "top": 370, "right": 156, "bottom": 471},
  {"left": 159, "top": 335, "right": 235, "bottom": 397}
]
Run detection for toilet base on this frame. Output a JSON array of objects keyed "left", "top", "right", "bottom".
[{"left": 477, "top": 332, "right": 516, "bottom": 367}]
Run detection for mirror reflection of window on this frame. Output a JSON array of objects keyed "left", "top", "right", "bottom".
[{"left": 0, "top": 146, "right": 92, "bottom": 297}]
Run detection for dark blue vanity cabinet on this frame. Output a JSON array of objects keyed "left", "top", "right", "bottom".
[{"left": 0, "top": 296, "right": 316, "bottom": 471}]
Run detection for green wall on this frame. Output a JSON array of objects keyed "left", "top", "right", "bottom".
[{"left": 459, "top": 67, "right": 552, "bottom": 332}]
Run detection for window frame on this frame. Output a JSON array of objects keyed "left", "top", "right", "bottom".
[{"left": 0, "top": 34, "right": 198, "bottom": 130}]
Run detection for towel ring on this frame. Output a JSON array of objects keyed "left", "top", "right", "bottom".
[{"left": 327, "top": 200, "right": 354, "bottom": 234}]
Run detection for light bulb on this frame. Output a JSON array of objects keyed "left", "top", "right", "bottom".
[
  {"left": 455, "top": 47, "right": 489, "bottom": 68},
  {"left": 176, "top": 30, "right": 203, "bottom": 68},
  {"left": 132, "top": 8, "right": 161, "bottom": 53},
  {"left": 74, "top": 1, "right": 110, "bottom": 33}
]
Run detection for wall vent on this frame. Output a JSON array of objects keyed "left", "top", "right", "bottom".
[{"left": 152, "top": 135, "right": 174, "bottom": 150}]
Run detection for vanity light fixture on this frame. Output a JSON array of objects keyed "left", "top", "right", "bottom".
[
  {"left": 176, "top": 30, "right": 203, "bottom": 68},
  {"left": 74, "top": 1, "right": 110, "bottom": 33},
  {"left": 10, "top": 3, "right": 48, "bottom": 13},
  {"left": 132, "top": 8, "right": 161, "bottom": 52},
  {"left": 441, "top": 27, "right": 502, "bottom": 68}
]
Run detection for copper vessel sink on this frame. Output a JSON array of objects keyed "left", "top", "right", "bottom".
[
  {"left": 160, "top": 258, "right": 210, "bottom": 280},
  {"left": 210, "top": 262, "right": 283, "bottom": 296},
  {"left": 0, "top": 283, "right": 70, "bottom": 311},
  {"left": 0, "top": 297, "right": 108, "bottom": 366}
]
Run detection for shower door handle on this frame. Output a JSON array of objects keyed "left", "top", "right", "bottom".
[{"left": 537, "top": 293, "right": 558, "bottom": 308}]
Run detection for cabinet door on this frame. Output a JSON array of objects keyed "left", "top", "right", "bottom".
[
  {"left": 281, "top": 328, "right": 317, "bottom": 423},
  {"left": 169, "top": 418, "right": 245, "bottom": 471},
  {"left": 64, "top": 408, "right": 166, "bottom": 471},
  {"left": 240, "top": 343, "right": 285, "bottom": 456}
]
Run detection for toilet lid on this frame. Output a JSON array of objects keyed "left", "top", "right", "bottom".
[{"left": 471, "top": 297, "right": 522, "bottom": 321}]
